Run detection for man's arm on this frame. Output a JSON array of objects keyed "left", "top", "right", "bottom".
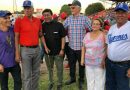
[
  {"left": 0, "top": 64, "right": 4, "bottom": 72},
  {"left": 15, "top": 32, "right": 21, "bottom": 62},
  {"left": 63, "top": 17, "right": 69, "bottom": 30},
  {"left": 41, "top": 36, "right": 50, "bottom": 54},
  {"left": 127, "top": 68, "right": 130, "bottom": 77},
  {"left": 59, "top": 37, "right": 65, "bottom": 57},
  {"left": 84, "top": 16, "right": 92, "bottom": 32},
  {"left": 61, "top": 37, "right": 65, "bottom": 50}
]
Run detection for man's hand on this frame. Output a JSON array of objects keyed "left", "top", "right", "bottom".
[
  {"left": 59, "top": 50, "right": 64, "bottom": 57},
  {"left": 45, "top": 47, "right": 50, "bottom": 54},
  {"left": 127, "top": 68, "right": 130, "bottom": 78},
  {"left": 0, "top": 64, "right": 4, "bottom": 72},
  {"left": 15, "top": 52, "right": 21, "bottom": 63}
]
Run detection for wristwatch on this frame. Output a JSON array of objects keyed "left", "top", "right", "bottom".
[{"left": 61, "top": 49, "right": 64, "bottom": 51}]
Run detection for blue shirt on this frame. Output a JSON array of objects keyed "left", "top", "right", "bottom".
[{"left": 0, "top": 27, "right": 16, "bottom": 68}]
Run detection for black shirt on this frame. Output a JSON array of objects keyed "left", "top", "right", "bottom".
[{"left": 42, "top": 20, "right": 66, "bottom": 55}]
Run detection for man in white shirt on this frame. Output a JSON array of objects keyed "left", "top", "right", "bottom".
[{"left": 106, "top": 2, "right": 130, "bottom": 90}]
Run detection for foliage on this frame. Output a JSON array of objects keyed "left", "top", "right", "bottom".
[
  {"left": 60, "top": 4, "right": 71, "bottom": 15},
  {"left": 85, "top": 2, "right": 105, "bottom": 15}
]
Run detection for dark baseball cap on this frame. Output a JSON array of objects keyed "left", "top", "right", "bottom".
[
  {"left": 68, "top": 0, "right": 81, "bottom": 7},
  {"left": 23, "top": 0, "right": 33, "bottom": 7}
]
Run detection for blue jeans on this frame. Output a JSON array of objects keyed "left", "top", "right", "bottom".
[{"left": 106, "top": 58, "right": 130, "bottom": 90}]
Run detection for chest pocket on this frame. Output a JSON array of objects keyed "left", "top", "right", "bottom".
[{"left": 53, "top": 31, "right": 59, "bottom": 38}]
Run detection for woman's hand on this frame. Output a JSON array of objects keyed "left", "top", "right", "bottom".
[
  {"left": 81, "top": 60, "right": 85, "bottom": 66},
  {"left": 100, "top": 60, "right": 105, "bottom": 69}
]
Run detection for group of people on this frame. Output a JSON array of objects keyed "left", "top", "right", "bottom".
[{"left": 0, "top": 0, "right": 130, "bottom": 90}]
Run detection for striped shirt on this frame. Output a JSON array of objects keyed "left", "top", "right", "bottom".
[{"left": 64, "top": 14, "right": 91, "bottom": 50}]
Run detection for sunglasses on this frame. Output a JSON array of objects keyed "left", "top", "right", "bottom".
[{"left": 70, "top": 7, "right": 76, "bottom": 9}]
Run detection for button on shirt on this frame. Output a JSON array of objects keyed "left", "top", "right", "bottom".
[
  {"left": 42, "top": 20, "right": 66, "bottom": 55},
  {"left": 14, "top": 16, "right": 42, "bottom": 46},
  {"left": 64, "top": 14, "right": 91, "bottom": 50},
  {"left": 0, "top": 27, "right": 16, "bottom": 68}
]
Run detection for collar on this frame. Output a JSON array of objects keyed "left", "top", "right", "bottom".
[
  {"left": 72, "top": 14, "right": 81, "bottom": 18},
  {"left": 23, "top": 16, "right": 35, "bottom": 21}
]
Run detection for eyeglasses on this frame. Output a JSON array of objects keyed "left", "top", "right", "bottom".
[
  {"left": 43, "top": 14, "right": 51, "bottom": 17},
  {"left": 70, "top": 7, "right": 76, "bottom": 10}
]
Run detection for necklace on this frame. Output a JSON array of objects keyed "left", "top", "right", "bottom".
[{"left": 6, "top": 30, "right": 12, "bottom": 47}]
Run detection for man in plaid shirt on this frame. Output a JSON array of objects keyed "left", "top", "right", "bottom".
[{"left": 64, "top": 0, "right": 91, "bottom": 90}]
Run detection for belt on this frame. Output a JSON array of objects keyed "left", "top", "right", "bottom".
[
  {"left": 110, "top": 60, "right": 130, "bottom": 65},
  {"left": 20, "top": 45, "right": 39, "bottom": 48}
]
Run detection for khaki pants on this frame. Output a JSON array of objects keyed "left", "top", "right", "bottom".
[{"left": 45, "top": 54, "right": 63, "bottom": 85}]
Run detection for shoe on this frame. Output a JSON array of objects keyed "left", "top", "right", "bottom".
[
  {"left": 48, "top": 84, "right": 53, "bottom": 90},
  {"left": 57, "top": 85, "right": 62, "bottom": 90},
  {"left": 65, "top": 79, "right": 76, "bottom": 85}
]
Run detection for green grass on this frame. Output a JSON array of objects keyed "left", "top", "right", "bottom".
[{"left": 8, "top": 63, "right": 87, "bottom": 90}]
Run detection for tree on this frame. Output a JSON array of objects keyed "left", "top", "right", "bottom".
[
  {"left": 85, "top": 2, "right": 105, "bottom": 15},
  {"left": 60, "top": 4, "right": 71, "bottom": 15}
]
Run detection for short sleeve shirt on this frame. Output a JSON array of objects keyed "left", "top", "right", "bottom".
[
  {"left": 83, "top": 32, "right": 106, "bottom": 66},
  {"left": 14, "top": 16, "right": 42, "bottom": 46},
  {"left": 0, "top": 27, "right": 16, "bottom": 68},
  {"left": 107, "top": 21, "right": 130, "bottom": 61},
  {"left": 42, "top": 20, "right": 66, "bottom": 55}
]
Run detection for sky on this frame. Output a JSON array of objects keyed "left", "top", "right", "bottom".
[{"left": 0, "top": 0, "right": 112, "bottom": 14}]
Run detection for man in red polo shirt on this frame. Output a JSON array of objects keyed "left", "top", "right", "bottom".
[{"left": 14, "top": 0, "right": 43, "bottom": 90}]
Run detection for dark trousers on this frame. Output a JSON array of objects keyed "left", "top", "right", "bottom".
[
  {"left": 106, "top": 58, "right": 130, "bottom": 90},
  {"left": 64, "top": 42, "right": 69, "bottom": 59},
  {"left": 67, "top": 46, "right": 85, "bottom": 82},
  {"left": 0, "top": 64, "right": 22, "bottom": 90}
]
